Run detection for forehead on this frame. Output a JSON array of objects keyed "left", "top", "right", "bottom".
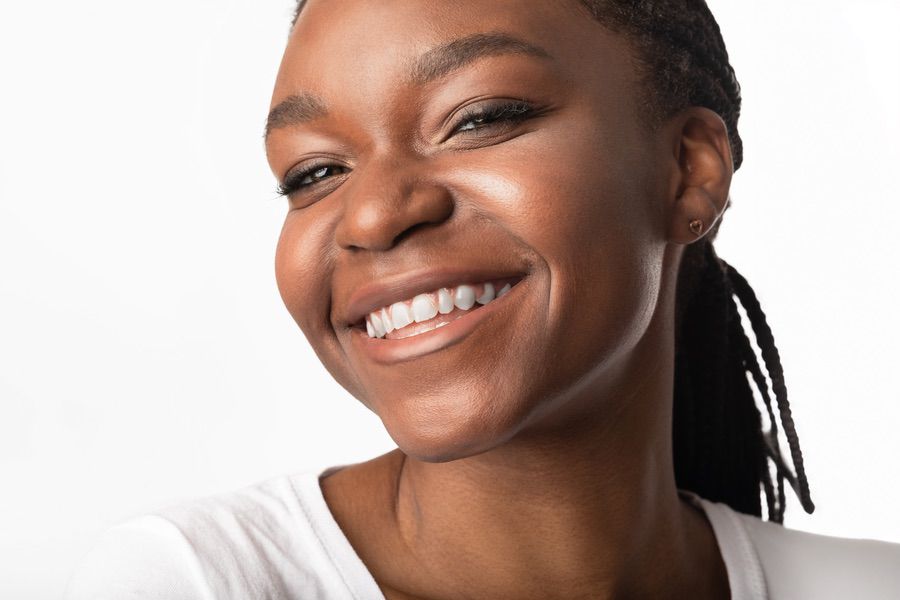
[{"left": 271, "top": 0, "right": 633, "bottom": 111}]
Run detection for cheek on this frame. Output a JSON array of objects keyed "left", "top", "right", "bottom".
[
  {"left": 547, "top": 142, "right": 663, "bottom": 376},
  {"left": 274, "top": 211, "right": 327, "bottom": 331},
  {"left": 275, "top": 210, "right": 362, "bottom": 391},
  {"left": 545, "top": 158, "right": 662, "bottom": 365},
  {"left": 455, "top": 121, "right": 665, "bottom": 398}
]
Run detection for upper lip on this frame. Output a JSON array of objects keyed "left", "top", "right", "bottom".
[{"left": 340, "top": 266, "right": 528, "bottom": 328}]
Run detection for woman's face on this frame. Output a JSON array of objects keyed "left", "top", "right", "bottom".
[{"left": 266, "top": 0, "right": 673, "bottom": 460}]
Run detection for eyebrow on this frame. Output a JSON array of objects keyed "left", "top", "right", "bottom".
[
  {"left": 265, "top": 92, "right": 328, "bottom": 139},
  {"left": 264, "top": 32, "right": 553, "bottom": 139},
  {"left": 408, "top": 31, "right": 553, "bottom": 86}
]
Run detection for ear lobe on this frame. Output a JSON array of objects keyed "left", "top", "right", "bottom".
[{"left": 666, "top": 107, "right": 734, "bottom": 245}]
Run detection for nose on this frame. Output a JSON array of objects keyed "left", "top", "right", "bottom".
[{"left": 334, "top": 157, "right": 454, "bottom": 252}]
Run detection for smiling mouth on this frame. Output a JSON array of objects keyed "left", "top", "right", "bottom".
[{"left": 352, "top": 276, "right": 524, "bottom": 340}]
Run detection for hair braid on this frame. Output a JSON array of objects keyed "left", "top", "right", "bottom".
[
  {"left": 675, "top": 239, "right": 814, "bottom": 522},
  {"left": 724, "top": 262, "right": 816, "bottom": 515},
  {"left": 725, "top": 283, "right": 784, "bottom": 521}
]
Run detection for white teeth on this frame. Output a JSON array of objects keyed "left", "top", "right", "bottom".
[
  {"left": 390, "top": 301, "right": 413, "bottom": 330},
  {"left": 476, "top": 282, "right": 495, "bottom": 305},
  {"left": 412, "top": 293, "right": 438, "bottom": 323},
  {"left": 364, "top": 279, "right": 519, "bottom": 338},
  {"left": 371, "top": 311, "right": 386, "bottom": 338},
  {"left": 380, "top": 307, "right": 394, "bottom": 332},
  {"left": 437, "top": 288, "right": 454, "bottom": 314},
  {"left": 454, "top": 285, "right": 476, "bottom": 310}
]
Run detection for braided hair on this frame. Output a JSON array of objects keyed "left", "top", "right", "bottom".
[{"left": 289, "top": 0, "right": 815, "bottom": 523}]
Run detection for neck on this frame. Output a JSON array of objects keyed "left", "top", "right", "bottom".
[{"left": 381, "top": 318, "right": 716, "bottom": 599}]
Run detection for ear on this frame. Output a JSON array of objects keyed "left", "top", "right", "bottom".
[{"left": 663, "top": 107, "right": 733, "bottom": 244}]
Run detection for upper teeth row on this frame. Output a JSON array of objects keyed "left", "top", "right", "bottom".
[{"left": 365, "top": 281, "right": 513, "bottom": 338}]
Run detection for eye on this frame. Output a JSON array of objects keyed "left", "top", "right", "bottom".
[
  {"left": 449, "top": 99, "right": 537, "bottom": 137},
  {"left": 277, "top": 163, "right": 349, "bottom": 198}
]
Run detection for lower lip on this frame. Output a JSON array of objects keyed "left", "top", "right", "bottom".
[{"left": 350, "top": 276, "right": 528, "bottom": 365}]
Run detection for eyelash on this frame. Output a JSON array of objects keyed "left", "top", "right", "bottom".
[
  {"left": 451, "top": 99, "right": 536, "bottom": 136},
  {"left": 276, "top": 99, "right": 537, "bottom": 198}
]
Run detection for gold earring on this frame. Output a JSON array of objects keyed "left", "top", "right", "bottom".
[{"left": 689, "top": 219, "right": 704, "bottom": 236}]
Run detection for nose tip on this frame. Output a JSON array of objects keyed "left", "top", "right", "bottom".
[{"left": 335, "top": 177, "right": 454, "bottom": 252}]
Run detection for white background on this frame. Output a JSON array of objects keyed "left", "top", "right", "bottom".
[{"left": 1, "top": 1, "right": 898, "bottom": 597}]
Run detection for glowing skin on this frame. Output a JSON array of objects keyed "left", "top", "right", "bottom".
[{"left": 265, "top": 1, "right": 734, "bottom": 598}]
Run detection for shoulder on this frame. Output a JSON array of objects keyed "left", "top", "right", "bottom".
[
  {"left": 65, "top": 472, "right": 332, "bottom": 600},
  {"left": 63, "top": 514, "right": 209, "bottom": 600},
  {"left": 731, "top": 509, "right": 900, "bottom": 599}
]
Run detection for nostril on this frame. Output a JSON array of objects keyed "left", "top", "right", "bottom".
[
  {"left": 335, "top": 179, "right": 454, "bottom": 252},
  {"left": 391, "top": 221, "right": 438, "bottom": 247}
]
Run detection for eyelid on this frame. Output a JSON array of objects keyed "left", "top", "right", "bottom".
[
  {"left": 441, "top": 98, "right": 540, "bottom": 142},
  {"left": 277, "top": 159, "right": 350, "bottom": 198}
]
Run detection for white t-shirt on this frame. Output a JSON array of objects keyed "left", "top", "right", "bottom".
[{"left": 65, "top": 464, "right": 900, "bottom": 600}]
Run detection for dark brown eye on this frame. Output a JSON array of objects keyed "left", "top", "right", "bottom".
[
  {"left": 278, "top": 164, "right": 349, "bottom": 197},
  {"left": 456, "top": 114, "right": 489, "bottom": 132},
  {"left": 451, "top": 100, "right": 536, "bottom": 136}
]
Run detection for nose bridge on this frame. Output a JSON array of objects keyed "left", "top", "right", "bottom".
[{"left": 335, "top": 151, "right": 454, "bottom": 251}]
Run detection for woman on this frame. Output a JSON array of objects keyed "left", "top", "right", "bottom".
[{"left": 66, "top": 1, "right": 900, "bottom": 598}]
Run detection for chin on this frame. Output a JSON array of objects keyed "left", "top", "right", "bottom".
[{"left": 378, "top": 389, "right": 528, "bottom": 463}]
